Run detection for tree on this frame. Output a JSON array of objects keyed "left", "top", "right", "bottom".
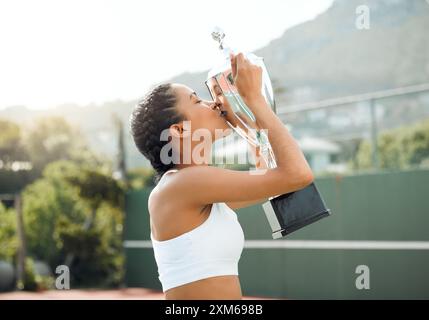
[
  {"left": 354, "top": 119, "right": 429, "bottom": 170},
  {"left": 0, "top": 119, "right": 29, "bottom": 167},
  {"left": 23, "top": 117, "right": 103, "bottom": 177},
  {"left": 22, "top": 160, "right": 125, "bottom": 287},
  {"left": 0, "top": 203, "right": 18, "bottom": 263}
]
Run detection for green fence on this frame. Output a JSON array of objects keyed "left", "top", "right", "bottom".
[
  {"left": 124, "top": 169, "right": 429, "bottom": 299},
  {"left": 0, "top": 169, "right": 35, "bottom": 194}
]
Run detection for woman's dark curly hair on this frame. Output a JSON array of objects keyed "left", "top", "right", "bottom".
[{"left": 130, "top": 83, "right": 185, "bottom": 184}]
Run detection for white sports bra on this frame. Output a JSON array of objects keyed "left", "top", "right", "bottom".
[{"left": 150, "top": 169, "right": 245, "bottom": 292}]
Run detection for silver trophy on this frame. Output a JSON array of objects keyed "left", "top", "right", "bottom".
[
  {"left": 206, "top": 27, "right": 277, "bottom": 169},
  {"left": 206, "top": 27, "right": 331, "bottom": 239}
]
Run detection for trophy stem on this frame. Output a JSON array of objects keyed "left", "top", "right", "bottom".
[{"left": 258, "top": 131, "right": 277, "bottom": 169}]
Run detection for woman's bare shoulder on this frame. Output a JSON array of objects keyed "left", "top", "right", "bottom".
[{"left": 148, "top": 171, "right": 190, "bottom": 216}]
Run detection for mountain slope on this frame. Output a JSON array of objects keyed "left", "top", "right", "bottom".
[{"left": 170, "top": 0, "right": 429, "bottom": 105}]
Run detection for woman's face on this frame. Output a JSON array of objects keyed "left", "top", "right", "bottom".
[{"left": 171, "top": 83, "right": 231, "bottom": 140}]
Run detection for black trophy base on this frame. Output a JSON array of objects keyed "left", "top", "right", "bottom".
[{"left": 262, "top": 182, "right": 331, "bottom": 239}]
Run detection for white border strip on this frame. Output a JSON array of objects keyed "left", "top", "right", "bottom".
[
  {"left": 125, "top": 240, "right": 153, "bottom": 248},
  {"left": 124, "top": 240, "right": 429, "bottom": 250}
]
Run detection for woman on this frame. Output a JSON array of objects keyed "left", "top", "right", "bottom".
[{"left": 130, "top": 53, "right": 313, "bottom": 299}]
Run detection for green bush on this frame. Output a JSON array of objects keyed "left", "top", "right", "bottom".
[
  {"left": 57, "top": 214, "right": 123, "bottom": 287},
  {"left": 1, "top": 116, "right": 124, "bottom": 289},
  {"left": 22, "top": 160, "right": 125, "bottom": 288},
  {"left": 20, "top": 257, "right": 55, "bottom": 291},
  {"left": 355, "top": 119, "right": 429, "bottom": 170},
  {"left": 0, "top": 203, "right": 18, "bottom": 263},
  {"left": 127, "top": 167, "right": 156, "bottom": 189},
  {"left": 22, "top": 257, "right": 37, "bottom": 291}
]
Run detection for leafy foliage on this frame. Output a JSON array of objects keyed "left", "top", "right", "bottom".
[
  {"left": 355, "top": 119, "right": 429, "bottom": 170},
  {"left": 0, "top": 119, "right": 29, "bottom": 165},
  {"left": 21, "top": 161, "right": 124, "bottom": 288},
  {"left": 0, "top": 203, "right": 18, "bottom": 263},
  {"left": 0, "top": 116, "right": 125, "bottom": 289},
  {"left": 24, "top": 116, "right": 104, "bottom": 176}
]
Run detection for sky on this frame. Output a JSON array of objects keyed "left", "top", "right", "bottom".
[{"left": 0, "top": 0, "right": 333, "bottom": 110}]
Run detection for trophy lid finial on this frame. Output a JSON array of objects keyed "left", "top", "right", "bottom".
[{"left": 211, "top": 26, "right": 226, "bottom": 50}]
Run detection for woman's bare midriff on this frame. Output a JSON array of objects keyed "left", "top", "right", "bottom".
[{"left": 165, "top": 275, "right": 243, "bottom": 300}]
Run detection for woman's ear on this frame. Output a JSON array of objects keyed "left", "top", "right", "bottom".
[
  {"left": 169, "top": 120, "right": 192, "bottom": 138},
  {"left": 169, "top": 123, "right": 191, "bottom": 139},
  {"left": 169, "top": 124, "right": 182, "bottom": 139}
]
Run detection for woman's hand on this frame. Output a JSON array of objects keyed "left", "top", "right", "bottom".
[{"left": 230, "top": 52, "right": 264, "bottom": 109}]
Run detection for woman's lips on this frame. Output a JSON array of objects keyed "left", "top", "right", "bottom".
[
  {"left": 211, "top": 103, "right": 221, "bottom": 111},
  {"left": 212, "top": 103, "right": 227, "bottom": 117}
]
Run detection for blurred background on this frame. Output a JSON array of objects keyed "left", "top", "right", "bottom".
[{"left": 0, "top": 0, "right": 428, "bottom": 299}]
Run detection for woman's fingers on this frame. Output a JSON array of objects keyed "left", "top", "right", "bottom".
[
  {"left": 230, "top": 53, "right": 237, "bottom": 78},
  {"left": 231, "top": 52, "right": 248, "bottom": 80},
  {"left": 228, "top": 52, "right": 263, "bottom": 106},
  {"left": 235, "top": 53, "right": 246, "bottom": 70}
]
